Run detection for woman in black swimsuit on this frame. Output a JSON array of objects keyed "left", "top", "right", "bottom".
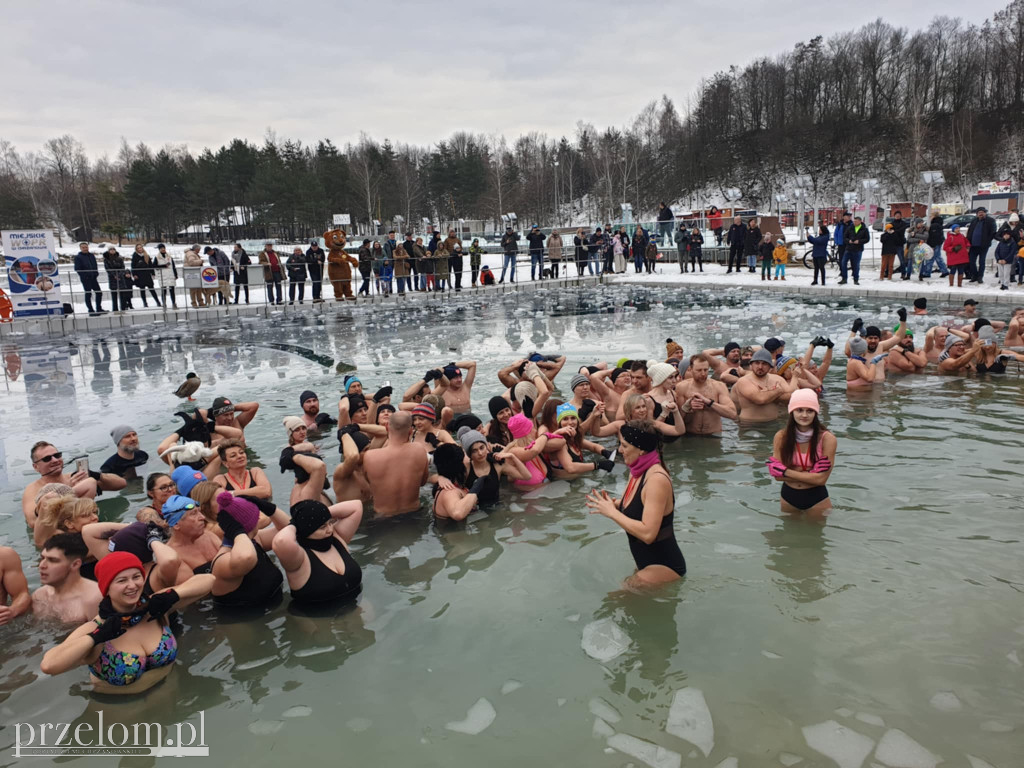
[
  {"left": 280, "top": 417, "right": 330, "bottom": 506},
  {"left": 272, "top": 499, "right": 363, "bottom": 605},
  {"left": 210, "top": 494, "right": 284, "bottom": 609},
  {"left": 585, "top": 419, "right": 686, "bottom": 587},
  {"left": 458, "top": 427, "right": 530, "bottom": 506},
  {"left": 431, "top": 444, "right": 487, "bottom": 522}
]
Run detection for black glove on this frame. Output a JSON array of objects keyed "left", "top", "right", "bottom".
[
  {"left": 544, "top": 354, "right": 561, "bottom": 362},
  {"left": 597, "top": 459, "right": 615, "bottom": 472},
  {"left": 424, "top": 369, "right": 437, "bottom": 383},
  {"left": 89, "top": 616, "right": 131, "bottom": 646},
  {"left": 217, "top": 510, "right": 246, "bottom": 540},
  {"left": 373, "top": 386, "right": 393, "bottom": 403},
  {"left": 88, "top": 469, "right": 102, "bottom": 483},
  {"left": 811, "top": 335, "right": 825, "bottom": 348},
  {"left": 339, "top": 423, "right": 360, "bottom": 437},
  {"left": 897, "top": 307, "right": 907, "bottom": 322},
  {"left": 852, "top": 318, "right": 864, "bottom": 334},
  {"left": 468, "top": 476, "right": 487, "bottom": 496},
  {"left": 578, "top": 399, "right": 596, "bottom": 422},
  {"left": 315, "top": 412, "right": 337, "bottom": 426},
  {"left": 487, "top": 448, "right": 505, "bottom": 465},
  {"left": 521, "top": 396, "right": 535, "bottom": 419},
  {"left": 424, "top": 432, "right": 439, "bottom": 448},
  {"left": 824, "top": 337, "right": 835, "bottom": 349},
  {"left": 146, "top": 522, "right": 168, "bottom": 550},
  {"left": 143, "top": 589, "right": 179, "bottom": 620},
  {"left": 601, "top": 448, "right": 616, "bottom": 460}
]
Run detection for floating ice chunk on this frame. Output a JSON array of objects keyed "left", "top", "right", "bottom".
[
  {"left": 979, "top": 721, "right": 1013, "bottom": 733},
  {"left": 1008, "top": 650, "right": 1021, "bottom": 666},
  {"left": 282, "top": 705, "right": 312, "bottom": 718},
  {"left": 248, "top": 719, "right": 284, "bottom": 735},
  {"left": 607, "top": 733, "right": 682, "bottom": 768},
  {"left": 665, "top": 687, "right": 714, "bottom": 757},
  {"left": 346, "top": 717, "right": 372, "bottom": 732},
  {"left": 928, "top": 692, "right": 961, "bottom": 712},
  {"left": 557, "top": 698, "right": 567, "bottom": 707},
  {"left": 293, "top": 646, "right": 335, "bottom": 658},
  {"left": 714, "top": 759, "right": 739, "bottom": 768},
  {"left": 802, "top": 720, "right": 875, "bottom": 768},
  {"left": 762, "top": 650, "right": 782, "bottom": 659},
  {"left": 855, "top": 713, "right": 885, "bottom": 727},
  {"left": 714, "top": 543, "right": 753, "bottom": 555},
  {"left": 235, "top": 655, "right": 278, "bottom": 671},
  {"left": 966, "top": 756, "right": 996, "bottom": 768},
  {"left": 593, "top": 717, "right": 615, "bottom": 738},
  {"left": 391, "top": 546, "right": 411, "bottom": 559},
  {"left": 445, "top": 698, "right": 496, "bottom": 735},
  {"left": 581, "top": 619, "right": 631, "bottom": 662},
  {"left": 780, "top": 754, "right": 804, "bottom": 766},
  {"left": 874, "top": 729, "right": 941, "bottom": 768},
  {"left": 835, "top": 708, "right": 855, "bottom": 718},
  {"left": 565, "top": 613, "right": 580, "bottom": 622},
  {"left": 588, "top": 697, "right": 622, "bottom": 723},
  {"left": 501, "top": 680, "right": 522, "bottom": 695}
]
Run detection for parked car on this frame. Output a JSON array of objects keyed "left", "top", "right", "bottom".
[{"left": 942, "top": 213, "right": 977, "bottom": 230}]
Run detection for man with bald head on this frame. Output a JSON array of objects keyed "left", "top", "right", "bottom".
[{"left": 362, "top": 411, "right": 429, "bottom": 516}]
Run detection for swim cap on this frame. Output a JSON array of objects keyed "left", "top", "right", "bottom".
[
  {"left": 508, "top": 413, "right": 533, "bottom": 439},
  {"left": 616, "top": 358, "right": 631, "bottom": 369},
  {"left": 555, "top": 403, "right": 579, "bottom": 424},
  {"left": 913, "top": 298, "right": 927, "bottom": 309},
  {"left": 216, "top": 493, "right": 259, "bottom": 533},
  {"left": 849, "top": 336, "right": 868, "bottom": 356},
  {"left": 648, "top": 362, "right": 674, "bottom": 387},
  {"left": 751, "top": 349, "right": 774, "bottom": 364},
  {"left": 609, "top": 367, "right": 627, "bottom": 383},
  {"left": 433, "top": 443, "right": 467, "bottom": 483},
  {"left": 412, "top": 403, "right": 436, "bottom": 421},
  {"left": 110, "top": 424, "right": 134, "bottom": 446},
  {"left": 160, "top": 494, "right": 197, "bottom": 528},
  {"left": 95, "top": 551, "right": 145, "bottom": 597},
  {"left": 570, "top": 373, "right": 589, "bottom": 391},
  {"left": 788, "top": 388, "right": 820, "bottom": 413},
  {"left": 290, "top": 499, "right": 331, "bottom": 540},
  {"left": 299, "top": 390, "right": 318, "bottom": 407},
  {"left": 283, "top": 416, "right": 305, "bottom": 434},
  {"left": 450, "top": 413, "right": 483, "bottom": 435},
  {"left": 108, "top": 522, "right": 152, "bottom": 563},
  {"left": 488, "top": 396, "right": 510, "bottom": 419},
  {"left": 171, "top": 466, "right": 206, "bottom": 497},
  {"left": 457, "top": 426, "right": 487, "bottom": 452},
  {"left": 348, "top": 394, "right": 368, "bottom": 413}
]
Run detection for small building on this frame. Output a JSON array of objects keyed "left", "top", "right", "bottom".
[
  {"left": 970, "top": 192, "right": 1021, "bottom": 214},
  {"left": 887, "top": 201, "right": 928, "bottom": 219}
]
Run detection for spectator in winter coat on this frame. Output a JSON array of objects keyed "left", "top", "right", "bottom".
[
  {"left": 469, "top": 239, "right": 483, "bottom": 285},
  {"left": 287, "top": 247, "right": 308, "bottom": 304},
  {"left": 631, "top": 227, "right": 649, "bottom": 274},
  {"left": 205, "top": 246, "right": 232, "bottom": 306},
  {"left": 450, "top": 243, "right": 464, "bottom": 291},
  {"left": 689, "top": 227, "right": 704, "bottom": 272},
  {"left": 879, "top": 223, "right": 899, "bottom": 280},
  {"left": 73, "top": 242, "right": 105, "bottom": 314},
  {"left": 573, "top": 229, "right": 588, "bottom": 276},
  {"left": 726, "top": 216, "right": 746, "bottom": 273},
  {"left": 586, "top": 228, "right": 601, "bottom": 275},
  {"left": 434, "top": 245, "right": 450, "bottom": 291},
  {"left": 758, "top": 233, "right": 775, "bottom": 281},
  {"left": 924, "top": 211, "right": 948, "bottom": 278},
  {"left": 131, "top": 245, "right": 161, "bottom": 307},
  {"left": 612, "top": 233, "right": 626, "bottom": 273},
  {"left": 183, "top": 246, "right": 205, "bottom": 308},
  {"left": 357, "top": 240, "right": 373, "bottom": 296},
  {"left": 546, "top": 230, "right": 563, "bottom": 278},
  {"left": 526, "top": 225, "right": 546, "bottom": 280},
  {"left": 644, "top": 240, "right": 658, "bottom": 273},
  {"left": 834, "top": 211, "right": 850, "bottom": 278},
  {"left": 230, "top": 243, "right": 250, "bottom": 304},
  {"left": 994, "top": 230, "right": 1016, "bottom": 290},
  {"left": 657, "top": 202, "right": 674, "bottom": 246},
  {"left": 806, "top": 225, "right": 830, "bottom": 285},
  {"left": 965, "top": 207, "right": 997, "bottom": 282},
  {"left": 155, "top": 243, "right": 178, "bottom": 308},
  {"left": 674, "top": 225, "right": 691, "bottom": 273},
  {"left": 772, "top": 239, "right": 788, "bottom": 280},
  {"left": 500, "top": 227, "right": 519, "bottom": 284},
  {"left": 906, "top": 221, "right": 930, "bottom": 281},
  {"left": 743, "top": 218, "right": 761, "bottom": 272},
  {"left": 393, "top": 244, "right": 411, "bottom": 294},
  {"left": 943, "top": 224, "right": 970, "bottom": 287},
  {"left": 305, "top": 240, "right": 326, "bottom": 301},
  {"left": 258, "top": 242, "right": 285, "bottom": 304},
  {"left": 890, "top": 211, "right": 910, "bottom": 275},
  {"left": 708, "top": 206, "right": 724, "bottom": 245},
  {"left": 411, "top": 237, "right": 429, "bottom": 290},
  {"left": 402, "top": 233, "right": 418, "bottom": 285},
  {"left": 371, "top": 241, "right": 385, "bottom": 293},
  {"left": 104, "top": 246, "right": 133, "bottom": 311},
  {"left": 839, "top": 216, "right": 868, "bottom": 285}
]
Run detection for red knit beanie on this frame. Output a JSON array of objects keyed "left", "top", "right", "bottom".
[{"left": 95, "top": 552, "right": 145, "bottom": 597}]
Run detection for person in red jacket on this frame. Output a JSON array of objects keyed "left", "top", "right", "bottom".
[{"left": 943, "top": 224, "right": 970, "bottom": 287}]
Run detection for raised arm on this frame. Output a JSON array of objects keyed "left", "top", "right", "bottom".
[
  {"left": 233, "top": 402, "right": 260, "bottom": 429},
  {"left": 457, "top": 360, "right": 477, "bottom": 389}
]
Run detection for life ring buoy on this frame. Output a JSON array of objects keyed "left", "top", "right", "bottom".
[{"left": 0, "top": 288, "right": 12, "bottom": 321}]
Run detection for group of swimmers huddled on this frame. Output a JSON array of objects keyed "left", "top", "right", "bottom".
[{"left": 1, "top": 298, "right": 1021, "bottom": 694}]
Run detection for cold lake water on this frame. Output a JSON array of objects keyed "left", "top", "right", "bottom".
[{"left": 0, "top": 285, "right": 1021, "bottom": 767}]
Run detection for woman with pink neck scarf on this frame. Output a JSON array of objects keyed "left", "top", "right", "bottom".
[{"left": 585, "top": 419, "right": 685, "bottom": 586}]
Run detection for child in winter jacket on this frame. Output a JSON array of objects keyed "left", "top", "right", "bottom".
[
  {"left": 994, "top": 231, "right": 1016, "bottom": 290},
  {"left": 644, "top": 241, "right": 658, "bottom": 273},
  {"left": 772, "top": 240, "right": 788, "bottom": 281},
  {"left": 759, "top": 234, "right": 775, "bottom": 280},
  {"left": 479, "top": 264, "right": 495, "bottom": 286},
  {"left": 943, "top": 224, "right": 970, "bottom": 287},
  {"left": 879, "top": 223, "right": 898, "bottom": 280}
]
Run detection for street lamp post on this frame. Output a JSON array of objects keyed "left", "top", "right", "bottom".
[
  {"left": 553, "top": 161, "right": 560, "bottom": 228},
  {"left": 794, "top": 175, "right": 812, "bottom": 242}
]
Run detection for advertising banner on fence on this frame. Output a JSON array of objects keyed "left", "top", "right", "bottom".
[{"left": 1, "top": 230, "right": 64, "bottom": 317}]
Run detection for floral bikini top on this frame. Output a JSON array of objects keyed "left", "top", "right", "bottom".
[{"left": 89, "top": 618, "right": 178, "bottom": 686}]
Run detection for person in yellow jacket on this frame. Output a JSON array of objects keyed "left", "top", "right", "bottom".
[
  {"left": 323, "top": 229, "right": 358, "bottom": 301},
  {"left": 772, "top": 239, "right": 788, "bottom": 281}
]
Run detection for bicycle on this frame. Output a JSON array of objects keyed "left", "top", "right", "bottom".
[{"left": 802, "top": 242, "right": 840, "bottom": 270}]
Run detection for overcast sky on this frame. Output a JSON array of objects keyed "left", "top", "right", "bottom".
[{"left": 1, "top": 0, "right": 1010, "bottom": 159}]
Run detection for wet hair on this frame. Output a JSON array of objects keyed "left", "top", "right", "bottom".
[
  {"left": 779, "top": 412, "right": 823, "bottom": 470},
  {"left": 630, "top": 361, "right": 648, "bottom": 375},
  {"left": 145, "top": 472, "right": 171, "bottom": 497},
  {"left": 432, "top": 443, "right": 467, "bottom": 487},
  {"left": 42, "top": 532, "right": 88, "bottom": 562},
  {"left": 30, "top": 441, "right": 53, "bottom": 461},
  {"left": 217, "top": 437, "right": 247, "bottom": 461}
]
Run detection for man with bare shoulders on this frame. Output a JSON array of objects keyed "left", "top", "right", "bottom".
[
  {"left": 674, "top": 355, "right": 737, "bottom": 435},
  {"left": 843, "top": 311, "right": 907, "bottom": 383},
  {"left": 938, "top": 335, "right": 983, "bottom": 373},
  {"left": 299, "top": 390, "right": 338, "bottom": 431},
  {"left": 702, "top": 341, "right": 744, "bottom": 380},
  {"left": 440, "top": 360, "right": 477, "bottom": 414},
  {"left": 362, "top": 411, "right": 429, "bottom": 516},
  {"left": 885, "top": 329, "right": 929, "bottom": 373},
  {"left": 1004, "top": 307, "right": 1024, "bottom": 351},
  {"left": 21, "top": 441, "right": 125, "bottom": 528},
  {"left": 0, "top": 546, "right": 31, "bottom": 626},
  {"left": 732, "top": 349, "right": 796, "bottom": 423},
  {"left": 615, "top": 361, "right": 656, "bottom": 420},
  {"left": 32, "top": 534, "right": 101, "bottom": 624}
]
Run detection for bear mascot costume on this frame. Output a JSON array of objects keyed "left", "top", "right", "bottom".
[{"left": 324, "top": 228, "right": 358, "bottom": 300}]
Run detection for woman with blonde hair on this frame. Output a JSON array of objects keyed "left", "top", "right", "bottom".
[{"left": 33, "top": 496, "right": 99, "bottom": 548}]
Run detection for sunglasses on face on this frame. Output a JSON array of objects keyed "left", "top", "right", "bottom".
[{"left": 35, "top": 452, "right": 63, "bottom": 464}]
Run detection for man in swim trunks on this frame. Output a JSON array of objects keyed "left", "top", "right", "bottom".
[
  {"left": 32, "top": 533, "right": 102, "bottom": 623},
  {"left": 0, "top": 546, "right": 31, "bottom": 625},
  {"left": 99, "top": 425, "right": 149, "bottom": 478},
  {"left": 362, "top": 411, "right": 429, "bottom": 516},
  {"left": 300, "top": 390, "right": 338, "bottom": 430},
  {"left": 732, "top": 349, "right": 796, "bottom": 422},
  {"left": 674, "top": 354, "right": 737, "bottom": 435},
  {"left": 885, "top": 327, "right": 929, "bottom": 373},
  {"left": 22, "top": 441, "right": 126, "bottom": 527},
  {"left": 440, "top": 360, "right": 477, "bottom": 414}
]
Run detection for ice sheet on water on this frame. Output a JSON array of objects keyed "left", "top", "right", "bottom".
[
  {"left": 835, "top": 708, "right": 855, "bottom": 718},
  {"left": 855, "top": 713, "right": 885, "bottom": 727},
  {"left": 293, "top": 645, "right": 335, "bottom": 658},
  {"left": 780, "top": 754, "right": 804, "bottom": 766},
  {"left": 282, "top": 705, "right": 312, "bottom": 718},
  {"left": 928, "top": 691, "right": 961, "bottom": 712},
  {"left": 714, "top": 543, "right": 754, "bottom": 555},
  {"left": 557, "top": 698, "right": 567, "bottom": 707},
  {"left": 588, "top": 697, "right": 622, "bottom": 723},
  {"left": 592, "top": 717, "right": 615, "bottom": 739},
  {"left": 581, "top": 619, "right": 631, "bottom": 662},
  {"left": 873, "top": 729, "right": 941, "bottom": 768},
  {"left": 979, "top": 721, "right": 1013, "bottom": 732},
  {"left": 802, "top": 720, "right": 875, "bottom": 768},
  {"left": 445, "top": 698, "right": 496, "bottom": 735},
  {"left": 1007, "top": 650, "right": 1021, "bottom": 665},
  {"left": 966, "top": 756, "right": 996, "bottom": 768},
  {"left": 665, "top": 687, "right": 714, "bottom": 757},
  {"left": 713, "top": 759, "right": 739, "bottom": 768},
  {"left": 248, "top": 719, "right": 284, "bottom": 735},
  {"left": 606, "top": 733, "right": 682, "bottom": 768},
  {"left": 565, "top": 613, "right": 581, "bottom": 622},
  {"left": 762, "top": 650, "right": 783, "bottom": 659},
  {"left": 346, "top": 717, "right": 372, "bottom": 732},
  {"left": 501, "top": 680, "right": 522, "bottom": 695},
  {"left": 521, "top": 480, "right": 571, "bottom": 499},
  {"left": 235, "top": 655, "right": 278, "bottom": 671}
]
